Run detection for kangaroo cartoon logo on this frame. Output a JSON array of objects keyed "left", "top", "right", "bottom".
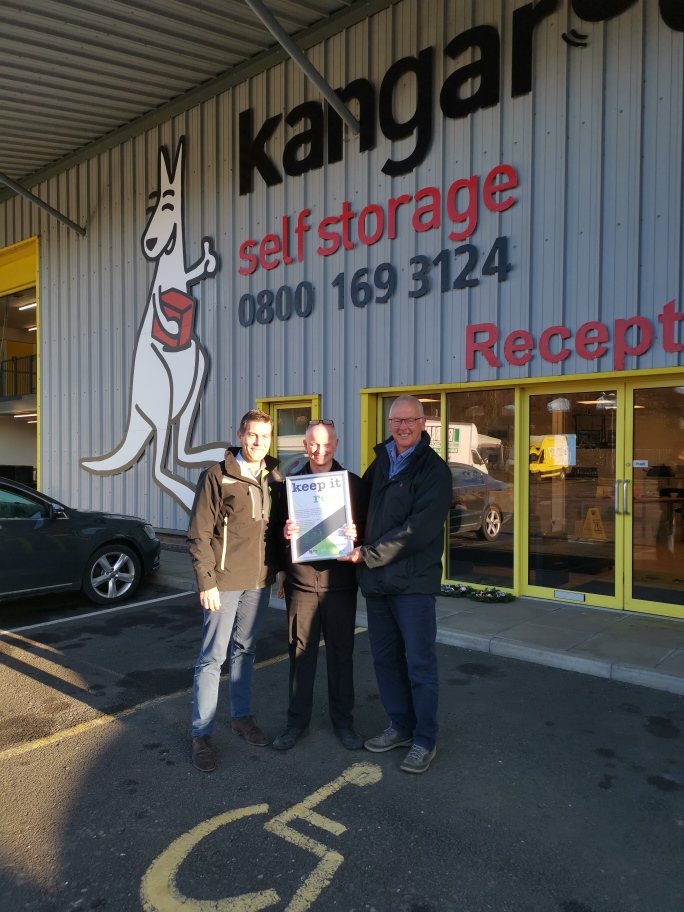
[{"left": 80, "top": 136, "right": 227, "bottom": 512}]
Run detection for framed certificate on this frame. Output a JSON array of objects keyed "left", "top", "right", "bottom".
[{"left": 286, "top": 470, "right": 354, "bottom": 563}]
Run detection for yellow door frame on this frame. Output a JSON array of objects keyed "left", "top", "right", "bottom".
[
  {"left": 256, "top": 394, "right": 321, "bottom": 459},
  {"left": 360, "top": 367, "right": 684, "bottom": 617},
  {"left": 519, "top": 378, "right": 626, "bottom": 611},
  {"left": 0, "top": 237, "right": 40, "bottom": 485},
  {"left": 623, "top": 375, "right": 684, "bottom": 620}
]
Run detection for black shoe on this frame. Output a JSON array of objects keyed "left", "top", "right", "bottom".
[
  {"left": 192, "top": 735, "right": 216, "bottom": 772},
  {"left": 272, "top": 727, "right": 308, "bottom": 751},
  {"left": 334, "top": 727, "right": 364, "bottom": 750}
]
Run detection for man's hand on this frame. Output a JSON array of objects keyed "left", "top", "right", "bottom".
[
  {"left": 338, "top": 546, "right": 365, "bottom": 563},
  {"left": 276, "top": 570, "right": 286, "bottom": 600},
  {"left": 343, "top": 522, "right": 357, "bottom": 541},
  {"left": 200, "top": 587, "right": 221, "bottom": 612},
  {"left": 284, "top": 519, "right": 300, "bottom": 540}
]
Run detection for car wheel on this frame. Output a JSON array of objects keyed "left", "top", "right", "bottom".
[
  {"left": 476, "top": 506, "right": 503, "bottom": 542},
  {"left": 82, "top": 544, "right": 141, "bottom": 604}
]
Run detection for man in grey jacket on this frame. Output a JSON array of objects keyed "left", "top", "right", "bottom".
[
  {"left": 341, "top": 395, "right": 452, "bottom": 774},
  {"left": 187, "top": 408, "right": 285, "bottom": 772}
]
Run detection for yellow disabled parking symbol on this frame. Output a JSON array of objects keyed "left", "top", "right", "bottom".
[
  {"left": 582, "top": 507, "right": 606, "bottom": 540},
  {"left": 141, "top": 762, "right": 382, "bottom": 912}
]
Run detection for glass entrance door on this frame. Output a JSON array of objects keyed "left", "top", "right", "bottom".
[
  {"left": 627, "top": 381, "right": 684, "bottom": 615},
  {"left": 525, "top": 386, "right": 624, "bottom": 607},
  {"left": 524, "top": 379, "right": 684, "bottom": 617}
]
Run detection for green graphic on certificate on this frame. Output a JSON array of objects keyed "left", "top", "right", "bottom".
[{"left": 286, "top": 471, "right": 353, "bottom": 563}]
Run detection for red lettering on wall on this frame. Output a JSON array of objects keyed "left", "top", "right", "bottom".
[
  {"left": 504, "top": 330, "right": 534, "bottom": 365},
  {"left": 447, "top": 175, "right": 478, "bottom": 242},
  {"left": 466, "top": 323, "right": 500, "bottom": 369},
  {"left": 259, "top": 234, "right": 281, "bottom": 270},
  {"left": 412, "top": 187, "right": 441, "bottom": 232},
  {"left": 358, "top": 204, "right": 385, "bottom": 245},
  {"left": 575, "top": 321, "right": 609, "bottom": 361},
  {"left": 388, "top": 194, "right": 412, "bottom": 239},
  {"left": 238, "top": 239, "right": 258, "bottom": 276},
  {"left": 658, "top": 299, "right": 682, "bottom": 353},
  {"left": 613, "top": 316, "right": 653, "bottom": 371},
  {"left": 483, "top": 164, "right": 518, "bottom": 212},
  {"left": 317, "top": 216, "right": 341, "bottom": 256},
  {"left": 539, "top": 325, "right": 571, "bottom": 363}
]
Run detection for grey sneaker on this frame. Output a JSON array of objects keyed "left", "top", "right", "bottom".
[
  {"left": 400, "top": 744, "right": 436, "bottom": 774},
  {"left": 364, "top": 726, "right": 413, "bottom": 753}
]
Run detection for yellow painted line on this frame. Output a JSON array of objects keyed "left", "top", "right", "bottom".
[
  {"left": 141, "top": 804, "right": 279, "bottom": 912},
  {"left": 0, "top": 628, "right": 368, "bottom": 764},
  {"left": 0, "top": 652, "right": 292, "bottom": 763},
  {"left": 141, "top": 762, "right": 382, "bottom": 912}
]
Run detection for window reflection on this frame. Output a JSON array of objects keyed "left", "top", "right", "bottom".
[
  {"left": 528, "top": 391, "right": 616, "bottom": 596},
  {"left": 446, "top": 389, "right": 515, "bottom": 588},
  {"left": 276, "top": 406, "right": 312, "bottom": 476}
]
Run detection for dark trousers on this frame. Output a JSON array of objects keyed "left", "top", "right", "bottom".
[
  {"left": 365, "top": 593, "right": 439, "bottom": 750},
  {"left": 285, "top": 583, "right": 357, "bottom": 730}
]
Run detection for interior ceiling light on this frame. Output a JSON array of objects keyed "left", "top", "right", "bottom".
[
  {"left": 18, "top": 301, "right": 36, "bottom": 310},
  {"left": 27, "top": 420, "right": 37, "bottom": 424},
  {"left": 28, "top": 326, "right": 37, "bottom": 331},
  {"left": 14, "top": 412, "right": 37, "bottom": 418},
  {"left": 418, "top": 397, "right": 439, "bottom": 402}
]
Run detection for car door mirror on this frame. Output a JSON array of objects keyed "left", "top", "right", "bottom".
[{"left": 50, "top": 503, "right": 68, "bottom": 519}]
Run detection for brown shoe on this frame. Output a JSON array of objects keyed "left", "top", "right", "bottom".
[
  {"left": 192, "top": 735, "right": 216, "bottom": 772},
  {"left": 231, "top": 715, "right": 269, "bottom": 746}
]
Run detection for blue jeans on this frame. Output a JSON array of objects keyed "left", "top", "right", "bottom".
[
  {"left": 192, "top": 587, "right": 271, "bottom": 737},
  {"left": 365, "top": 594, "right": 439, "bottom": 750}
]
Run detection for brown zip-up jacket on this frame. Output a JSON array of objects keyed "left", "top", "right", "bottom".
[{"left": 186, "top": 448, "right": 285, "bottom": 593}]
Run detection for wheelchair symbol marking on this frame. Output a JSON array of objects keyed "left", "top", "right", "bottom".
[{"left": 141, "top": 762, "right": 383, "bottom": 912}]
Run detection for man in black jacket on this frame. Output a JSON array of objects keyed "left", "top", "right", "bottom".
[
  {"left": 187, "top": 409, "right": 285, "bottom": 772},
  {"left": 341, "top": 396, "right": 452, "bottom": 774},
  {"left": 272, "top": 419, "right": 367, "bottom": 752}
]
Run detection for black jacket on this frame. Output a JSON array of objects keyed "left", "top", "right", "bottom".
[
  {"left": 187, "top": 448, "right": 285, "bottom": 592},
  {"left": 281, "top": 459, "right": 368, "bottom": 593},
  {"left": 359, "top": 432, "right": 452, "bottom": 597}
]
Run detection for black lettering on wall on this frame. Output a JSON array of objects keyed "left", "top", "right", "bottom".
[
  {"left": 570, "top": 0, "right": 637, "bottom": 21},
  {"left": 660, "top": 0, "right": 684, "bottom": 31},
  {"left": 327, "top": 79, "right": 377, "bottom": 165},
  {"left": 512, "top": 0, "right": 559, "bottom": 98},
  {"left": 440, "top": 25, "right": 500, "bottom": 119},
  {"left": 283, "top": 102, "right": 325, "bottom": 177},
  {"left": 380, "top": 47, "right": 434, "bottom": 177},
  {"left": 239, "top": 109, "right": 282, "bottom": 195}
]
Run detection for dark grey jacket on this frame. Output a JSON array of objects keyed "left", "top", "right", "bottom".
[
  {"left": 359, "top": 432, "right": 452, "bottom": 597},
  {"left": 187, "top": 448, "right": 285, "bottom": 593}
]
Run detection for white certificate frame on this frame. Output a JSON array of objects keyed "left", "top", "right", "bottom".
[{"left": 286, "top": 470, "right": 354, "bottom": 563}]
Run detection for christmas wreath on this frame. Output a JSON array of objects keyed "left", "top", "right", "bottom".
[{"left": 440, "top": 584, "right": 515, "bottom": 604}]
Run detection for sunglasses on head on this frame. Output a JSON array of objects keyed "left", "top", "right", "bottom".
[{"left": 308, "top": 419, "right": 334, "bottom": 427}]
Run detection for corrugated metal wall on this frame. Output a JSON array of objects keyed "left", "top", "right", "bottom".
[{"left": 1, "top": 0, "right": 682, "bottom": 529}]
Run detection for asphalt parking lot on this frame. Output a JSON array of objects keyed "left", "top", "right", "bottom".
[{"left": 0, "top": 585, "right": 683, "bottom": 912}]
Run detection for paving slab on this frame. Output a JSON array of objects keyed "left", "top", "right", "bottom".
[
  {"left": 493, "top": 621, "right": 592, "bottom": 652},
  {"left": 568, "top": 635, "right": 676, "bottom": 668},
  {"left": 150, "top": 540, "right": 684, "bottom": 696}
]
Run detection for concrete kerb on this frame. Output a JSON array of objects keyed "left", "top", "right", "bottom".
[{"left": 151, "top": 550, "right": 684, "bottom": 697}]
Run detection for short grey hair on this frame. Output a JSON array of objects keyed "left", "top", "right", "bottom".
[{"left": 388, "top": 395, "right": 424, "bottom": 417}]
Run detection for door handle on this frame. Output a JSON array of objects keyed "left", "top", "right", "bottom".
[
  {"left": 623, "top": 479, "right": 630, "bottom": 516},
  {"left": 615, "top": 479, "right": 621, "bottom": 514}
]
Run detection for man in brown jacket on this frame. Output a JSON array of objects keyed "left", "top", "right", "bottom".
[{"left": 187, "top": 409, "right": 284, "bottom": 772}]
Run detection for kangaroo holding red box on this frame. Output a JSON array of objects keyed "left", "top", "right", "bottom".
[{"left": 80, "top": 137, "right": 227, "bottom": 512}]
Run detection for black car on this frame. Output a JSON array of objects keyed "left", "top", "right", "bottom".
[
  {"left": 0, "top": 478, "right": 160, "bottom": 604},
  {"left": 449, "top": 463, "right": 514, "bottom": 542}
]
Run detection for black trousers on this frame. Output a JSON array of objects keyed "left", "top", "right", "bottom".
[{"left": 284, "top": 583, "right": 357, "bottom": 730}]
